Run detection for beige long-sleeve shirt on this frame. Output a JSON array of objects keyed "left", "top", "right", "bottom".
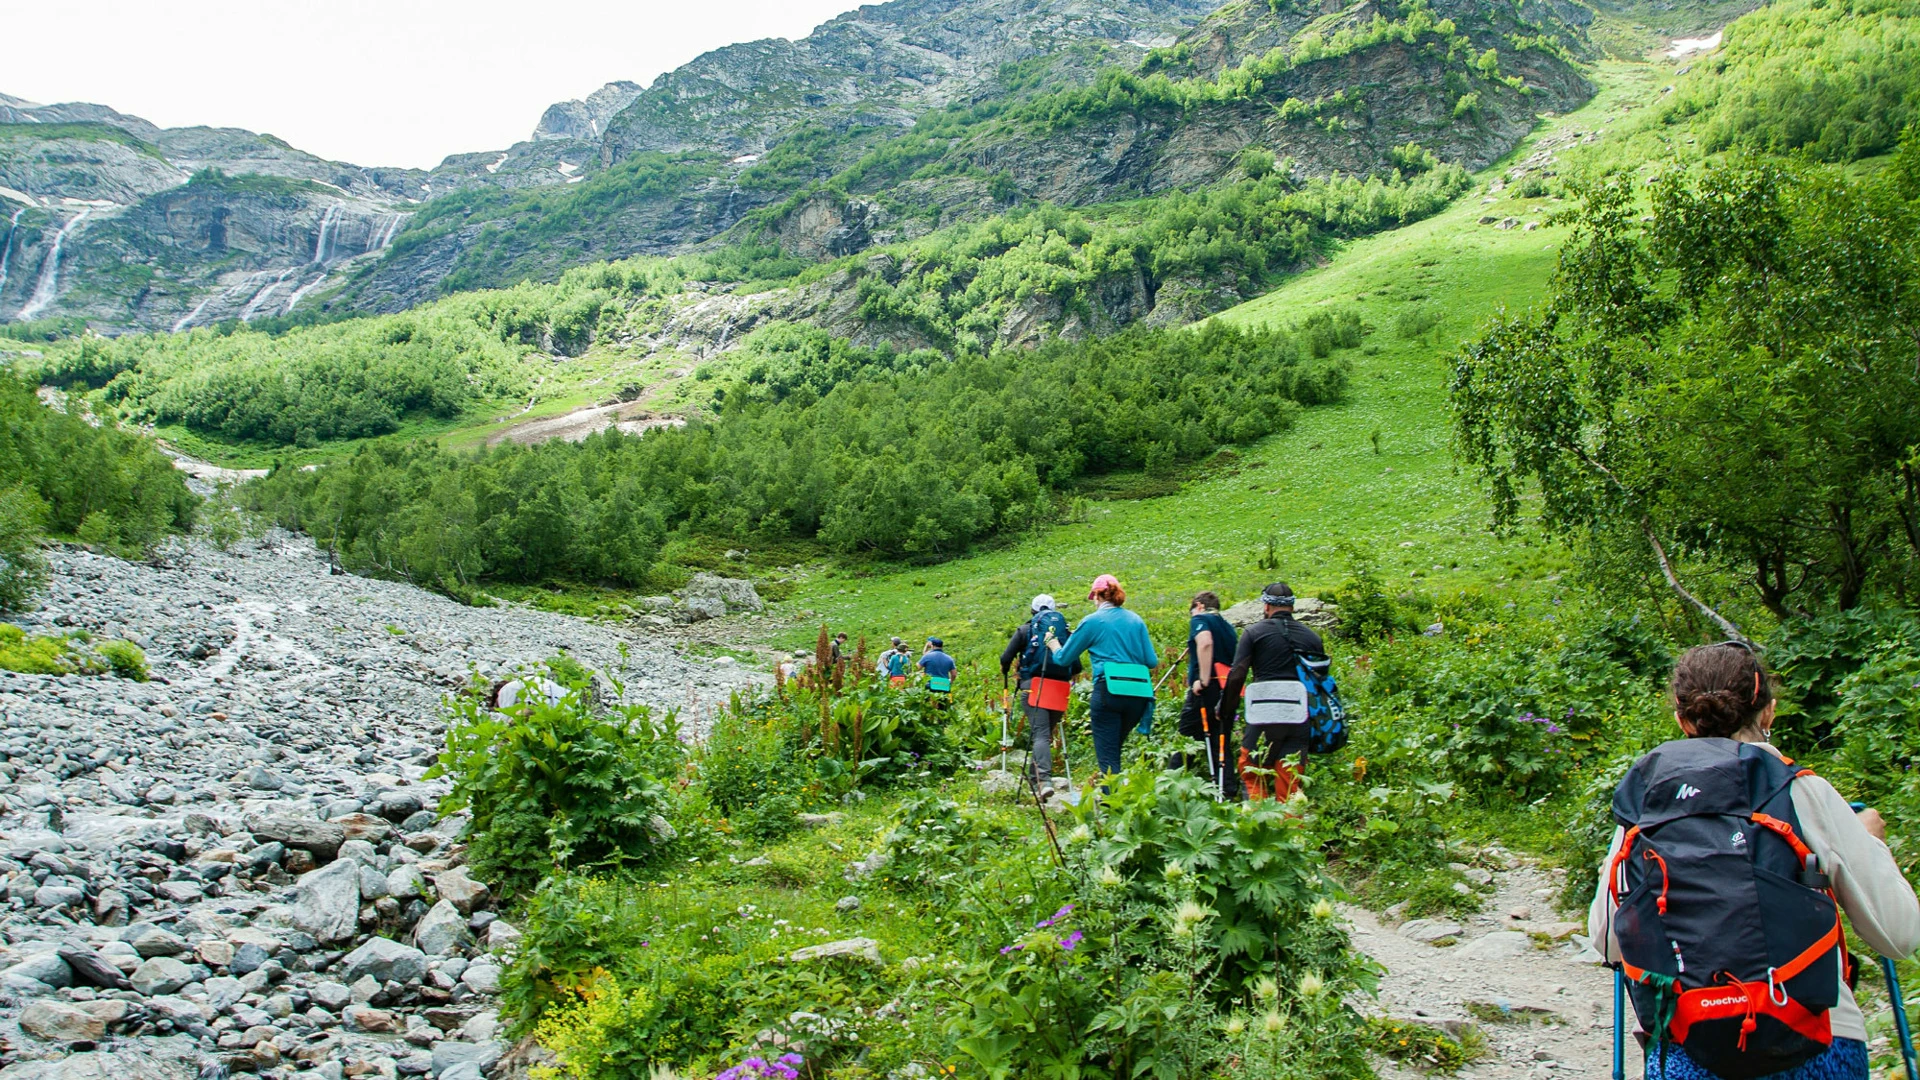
[{"left": 1587, "top": 745, "right": 1920, "bottom": 1042}]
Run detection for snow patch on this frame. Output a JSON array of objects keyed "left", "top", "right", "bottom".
[
  {"left": 0, "top": 187, "right": 38, "bottom": 208},
  {"left": 1667, "top": 30, "right": 1722, "bottom": 58},
  {"left": 485, "top": 153, "right": 510, "bottom": 174}
]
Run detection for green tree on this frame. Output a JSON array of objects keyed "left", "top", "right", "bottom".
[{"left": 1451, "top": 145, "right": 1920, "bottom": 628}]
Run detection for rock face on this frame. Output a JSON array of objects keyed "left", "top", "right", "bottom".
[
  {"left": 534, "top": 81, "right": 646, "bottom": 143},
  {"left": 0, "top": 533, "right": 750, "bottom": 1073}
]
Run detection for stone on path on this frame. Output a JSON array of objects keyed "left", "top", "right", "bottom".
[
  {"left": 1397, "top": 919, "right": 1464, "bottom": 943},
  {"left": 342, "top": 937, "right": 428, "bottom": 985},
  {"left": 292, "top": 857, "right": 363, "bottom": 944},
  {"left": 413, "top": 899, "right": 472, "bottom": 956},
  {"left": 1456, "top": 930, "right": 1533, "bottom": 961}
]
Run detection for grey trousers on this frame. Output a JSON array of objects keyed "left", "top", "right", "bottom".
[{"left": 1017, "top": 678, "right": 1064, "bottom": 783}]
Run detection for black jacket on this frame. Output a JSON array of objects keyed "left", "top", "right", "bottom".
[
  {"left": 1220, "top": 614, "right": 1325, "bottom": 726},
  {"left": 999, "top": 621, "right": 1083, "bottom": 681}
]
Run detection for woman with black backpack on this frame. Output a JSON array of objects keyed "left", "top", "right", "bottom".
[{"left": 1589, "top": 643, "right": 1920, "bottom": 1080}]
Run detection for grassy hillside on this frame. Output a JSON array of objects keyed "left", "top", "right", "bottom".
[{"left": 777, "top": 62, "right": 1665, "bottom": 658}]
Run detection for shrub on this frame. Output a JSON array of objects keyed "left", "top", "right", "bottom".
[
  {"left": 430, "top": 662, "right": 686, "bottom": 900},
  {"left": 0, "top": 487, "right": 49, "bottom": 614},
  {"left": 529, "top": 973, "right": 659, "bottom": 1080},
  {"left": 96, "top": 640, "right": 149, "bottom": 682}
]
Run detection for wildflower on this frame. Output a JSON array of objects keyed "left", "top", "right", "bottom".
[
  {"left": 1298, "top": 972, "right": 1326, "bottom": 997},
  {"left": 1262, "top": 1011, "right": 1285, "bottom": 1034},
  {"left": 1311, "top": 898, "right": 1335, "bottom": 920},
  {"left": 999, "top": 942, "right": 1025, "bottom": 956},
  {"left": 1060, "top": 930, "right": 1084, "bottom": 951},
  {"left": 1254, "top": 977, "right": 1278, "bottom": 1001},
  {"left": 1067, "top": 824, "right": 1092, "bottom": 845},
  {"left": 1173, "top": 900, "right": 1212, "bottom": 931},
  {"left": 1225, "top": 1015, "right": 1247, "bottom": 1036},
  {"left": 1098, "top": 865, "right": 1122, "bottom": 887},
  {"left": 1162, "top": 862, "right": 1186, "bottom": 882}
]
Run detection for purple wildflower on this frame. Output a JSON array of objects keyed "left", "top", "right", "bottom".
[
  {"left": 1060, "top": 930, "right": 1084, "bottom": 951},
  {"left": 1000, "top": 942, "right": 1026, "bottom": 955}
]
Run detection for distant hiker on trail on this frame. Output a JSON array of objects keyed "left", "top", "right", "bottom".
[
  {"left": 1180, "top": 591, "right": 1239, "bottom": 797},
  {"left": 831, "top": 632, "right": 849, "bottom": 665},
  {"left": 1220, "top": 582, "right": 1323, "bottom": 801},
  {"left": 1588, "top": 643, "right": 1920, "bottom": 1080},
  {"left": 1000, "top": 594, "right": 1082, "bottom": 794},
  {"left": 879, "top": 637, "right": 911, "bottom": 686},
  {"left": 1045, "top": 574, "right": 1158, "bottom": 781},
  {"left": 919, "top": 637, "right": 956, "bottom": 695}
]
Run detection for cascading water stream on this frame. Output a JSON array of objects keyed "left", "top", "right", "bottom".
[
  {"left": 0, "top": 207, "right": 27, "bottom": 297},
  {"left": 311, "top": 203, "right": 342, "bottom": 265},
  {"left": 16, "top": 210, "right": 88, "bottom": 322},
  {"left": 239, "top": 268, "right": 297, "bottom": 322},
  {"left": 171, "top": 295, "right": 214, "bottom": 334}
]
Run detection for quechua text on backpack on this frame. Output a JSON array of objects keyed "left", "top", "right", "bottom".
[{"left": 1606, "top": 739, "right": 1847, "bottom": 1079}]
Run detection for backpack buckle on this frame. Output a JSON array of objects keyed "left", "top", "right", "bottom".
[{"left": 1767, "top": 966, "right": 1788, "bottom": 1006}]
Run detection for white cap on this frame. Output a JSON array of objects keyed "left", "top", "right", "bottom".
[{"left": 1031, "top": 594, "right": 1057, "bottom": 613}]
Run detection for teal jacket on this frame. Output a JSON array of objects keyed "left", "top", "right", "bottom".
[{"left": 1049, "top": 605, "right": 1159, "bottom": 681}]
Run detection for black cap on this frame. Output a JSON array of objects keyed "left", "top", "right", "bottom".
[
  {"left": 928, "top": 637, "right": 943, "bottom": 648},
  {"left": 1260, "top": 582, "right": 1295, "bottom": 607}
]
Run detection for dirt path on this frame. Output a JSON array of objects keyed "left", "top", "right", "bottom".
[
  {"left": 486, "top": 400, "right": 686, "bottom": 446},
  {"left": 1352, "top": 860, "right": 1635, "bottom": 1079}
]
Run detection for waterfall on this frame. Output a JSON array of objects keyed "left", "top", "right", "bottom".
[
  {"left": 15, "top": 210, "right": 88, "bottom": 322},
  {"left": 171, "top": 295, "right": 214, "bottom": 334},
  {"left": 239, "top": 268, "right": 297, "bottom": 322},
  {"left": 310, "top": 203, "right": 342, "bottom": 265},
  {"left": 281, "top": 271, "right": 328, "bottom": 315},
  {"left": 0, "top": 208, "right": 26, "bottom": 297},
  {"left": 370, "top": 213, "right": 406, "bottom": 252}
]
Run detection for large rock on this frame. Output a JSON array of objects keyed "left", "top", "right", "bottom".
[
  {"left": 329, "top": 812, "right": 393, "bottom": 844},
  {"left": 432, "top": 867, "right": 489, "bottom": 915},
  {"left": 1397, "top": 919, "right": 1464, "bottom": 943},
  {"left": 1223, "top": 596, "right": 1337, "bottom": 631},
  {"left": 413, "top": 900, "right": 473, "bottom": 956},
  {"left": 129, "top": 955, "right": 192, "bottom": 996},
  {"left": 1456, "top": 930, "right": 1533, "bottom": 961},
  {"left": 127, "top": 926, "right": 189, "bottom": 958},
  {"left": 0, "top": 1033, "right": 205, "bottom": 1078},
  {"left": 291, "top": 858, "right": 363, "bottom": 944},
  {"left": 677, "top": 573, "right": 764, "bottom": 618},
  {"left": 789, "top": 937, "right": 882, "bottom": 965},
  {"left": 386, "top": 864, "right": 427, "bottom": 900},
  {"left": 246, "top": 816, "right": 346, "bottom": 860},
  {"left": 59, "top": 948, "right": 131, "bottom": 990},
  {"left": 19, "top": 1001, "right": 109, "bottom": 1042},
  {"left": 4, "top": 952, "right": 74, "bottom": 989},
  {"left": 342, "top": 937, "right": 428, "bottom": 986},
  {"left": 432, "top": 1041, "right": 506, "bottom": 1077}
]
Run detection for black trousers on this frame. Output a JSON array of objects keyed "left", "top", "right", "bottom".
[{"left": 1178, "top": 685, "right": 1236, "bottom": 796}]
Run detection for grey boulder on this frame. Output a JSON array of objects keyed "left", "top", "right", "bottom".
[
  {"left": 412, "top": 900, "right": 473, "bottom": 956},
  {"left": 291, "top": 857, "right": 363, "bottom": 944},
  {"left": 342, "top": 937, "right": 428, "bottom": 986}
]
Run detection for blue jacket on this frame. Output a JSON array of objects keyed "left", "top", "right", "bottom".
[
  {"left": 1049, "top": 606, "right": 1158, "bottom": 681},
  {"left": 918, "top": 650, "right": 957, "bottom": 679}
]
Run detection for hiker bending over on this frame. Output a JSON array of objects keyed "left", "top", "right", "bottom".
[
  {"left": 1179, "top": 591, "right": 1240, "bottom": 797},
  {"left": 1001, "top": 594, "right": 1082, "bottom": 793},
  {"left": 1045, "top": 574, "right": 1157, "bottom": 779},
  {"left": 1588, "top": 643, "right": 1920, "bottom": 1080},
  {"left": 918, "top": 637, "right": 956, "bottom": 696},
  {"left": 1219, "top": 582, "right": 1323, "bottom": 801}
]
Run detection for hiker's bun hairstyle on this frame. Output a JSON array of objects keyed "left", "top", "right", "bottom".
[
  {"left": 1094, "top": 582, "right": 1127, "bottom": 606},
  {"left": 1671, "top": 643, "right": 1773, "bottom": 739}
]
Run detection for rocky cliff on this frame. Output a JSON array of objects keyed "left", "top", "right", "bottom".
[{"left": 4, "top": 0, "right": 1596, "bottom": 334}]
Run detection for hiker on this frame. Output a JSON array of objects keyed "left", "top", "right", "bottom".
[
  {"left": 830, "top": 632, "right": 849, "bottom": 665},
  {"left": 1180, "top": 591, "right": 1239, "bottom": 796},
  {"left": 1044, "top": 574, "right": 1158, "bottom": 780},
  {"left": 1000, "top": 594, "right": 1082, "bottom": 793},
  {"left": 878, "top": 637, "right": 911, "bottom": 686},
  {"left": 1588, "top": 643, "right": 1920, "bottom": 1080},
  {"left": 1219, "top": 582, "right": 1324, "bottom": 801},
  {"left": 919, "top": 637, "right": 956, "bottom": 694}
]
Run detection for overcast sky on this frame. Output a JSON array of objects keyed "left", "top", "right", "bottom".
[{"left": 4, "top": 0, "right": 863, "bottom": 170}]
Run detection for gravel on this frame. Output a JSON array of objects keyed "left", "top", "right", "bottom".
[{"left": 0, "top": 533, "right": 763, "bottom": 1077}]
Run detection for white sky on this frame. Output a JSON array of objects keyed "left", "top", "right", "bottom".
[{"left": 3, "top": 0, "right": 864, "bottom": 170}]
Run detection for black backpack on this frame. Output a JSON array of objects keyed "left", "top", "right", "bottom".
[
  {"left": 1606, "top": 739, "right": 1848, "bottom": 1079},
  {"left": 1019, "top": 610, "right": 1072, "bottom": 680}
]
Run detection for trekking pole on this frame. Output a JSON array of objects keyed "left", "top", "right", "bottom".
[
  {"left": 1025, "top": 761, "right": 1066, "bottom": 867},
  {"left": 999, "top": 691, "right": 1012, "bottom": 774},
  {"left": 1200, "top": 705, "right": 1222, "bottom": 801},
  {"left": 1152, "top": 647, "right": 1189, "bottom": 694},
  {"left": 1887, "top": 956, "right": 1919, "bottom": 1080},
  {"left": 1612, "top": 967, "right": 1626, "bottom": 1080}
]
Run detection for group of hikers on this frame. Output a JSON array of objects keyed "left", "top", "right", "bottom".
[{"left": 853, "top": 577, "right": 1920, "bottom": 1080}]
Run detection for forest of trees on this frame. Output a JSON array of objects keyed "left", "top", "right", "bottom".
[{"left": 243, "top": 321, "right": 1355, "bottom": 594}]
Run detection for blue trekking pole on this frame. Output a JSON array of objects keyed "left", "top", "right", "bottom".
[
  {"left": 1614, "top": 967, "right": 1627, "bottom": 1080},
  {"left": 1883, "top": 956, "right": 1918, "bottom": 1080},
  {"left": 1850, "top": 801, "right": 1918, "bottom": 1080}
]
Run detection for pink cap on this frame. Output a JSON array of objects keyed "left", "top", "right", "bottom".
[{"left": 1088, "top": 574, "right": 1120, "bottom": 599}]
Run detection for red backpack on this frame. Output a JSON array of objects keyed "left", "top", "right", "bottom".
[{"left": 1606, "top": 738, "right": 1849, "bottom": 1079}]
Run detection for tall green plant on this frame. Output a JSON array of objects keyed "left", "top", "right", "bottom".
[{"left": 430, "top": 662, "right": 685, "bottom": 899}]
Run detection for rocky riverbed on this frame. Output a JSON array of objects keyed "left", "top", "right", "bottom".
[{"left": 0, "top": 534, "right": 764, "bottom": 1078}]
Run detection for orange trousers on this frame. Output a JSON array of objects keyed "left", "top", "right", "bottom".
[{"left": 1239, "top": 748, "right": 1302, "bottom": 801}]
